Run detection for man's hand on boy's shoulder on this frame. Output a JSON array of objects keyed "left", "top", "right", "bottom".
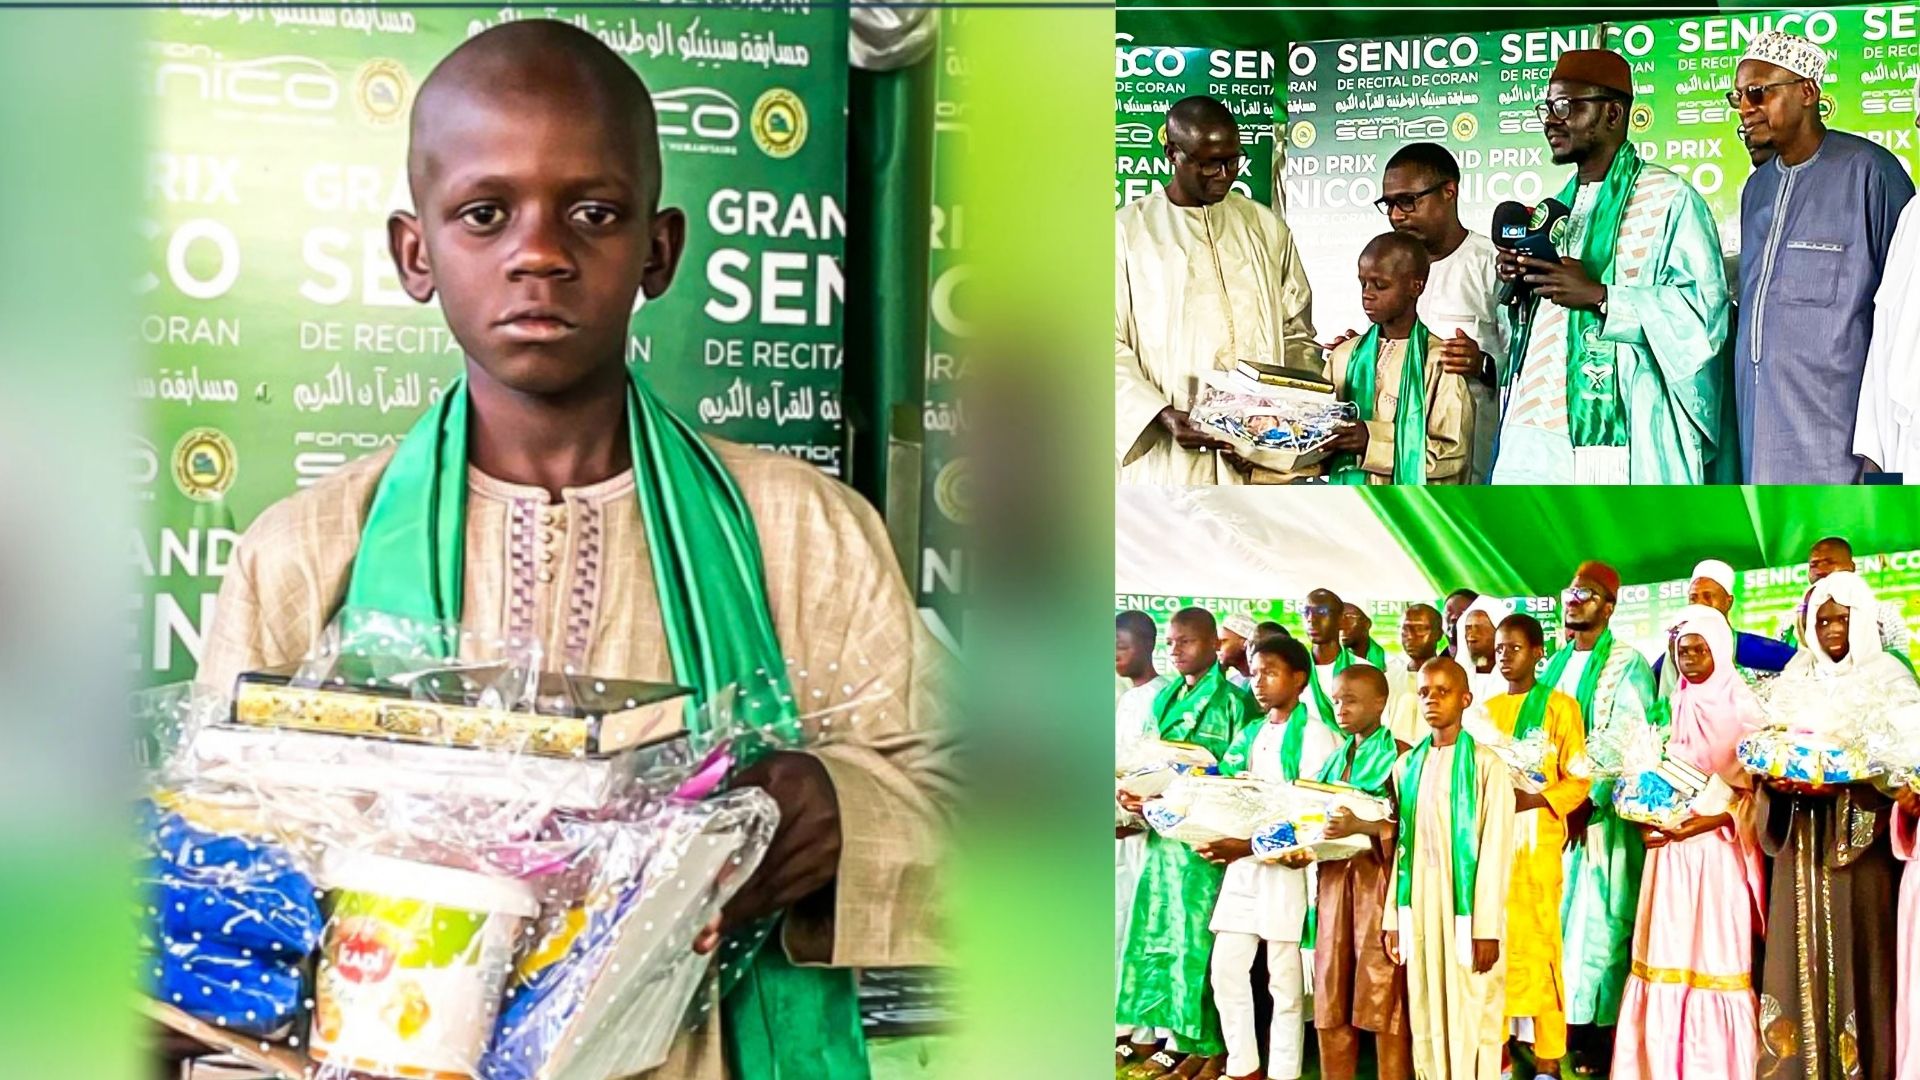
[{"left": 693, "top": 751, "right": 843, "bottom": 955}]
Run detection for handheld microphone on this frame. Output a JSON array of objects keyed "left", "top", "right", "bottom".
[{"left": 1492, "top": 198, "right": 1570, "bottom": 306}]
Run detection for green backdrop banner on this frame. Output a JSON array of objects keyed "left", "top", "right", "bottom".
[
  {"left": 1285, "top": 5, "right": 1920, "bottom": 335},
  {"left": 919, "top": 8, "right": 969, "bottom": 646},
  {"left": 136, "top": 7, "right": 848, "bottom": 684},
  {"left": 1114, "top": 36, "right": 1279, "bottom": 207}
]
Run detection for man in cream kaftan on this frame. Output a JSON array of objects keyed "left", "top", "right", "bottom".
[{"left": 1117, "top": 96, "right": 1318, "bottom": 486}]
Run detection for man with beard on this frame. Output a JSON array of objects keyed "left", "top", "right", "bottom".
[
  {"left": 1388, "top": 603, "right": 1446, "bottom": 744},
  {"left": 1341, "top": 603, "right": 1386, "bottom": 667},
  {"left": 1734, "top": 30, "right": 1914, "bottom": 483},
  {"left": 1450, "top": 594, "right": 1515, "bottom": 708},
  {"left": 1649, "top": 558, "right": 1794, "bottom": 695},
  {"left": 1537, "top": 561, "right": 1658, "bottom": 1077},
  {"left": 1492, "top": 49, "right": 1732, "bottom": 485},
  {"left": 1444, "top": 588, "right": 1479, "bottom": 653},
  {"left": 1116, "top": 95, "right": 1319, "bottom": 485}
]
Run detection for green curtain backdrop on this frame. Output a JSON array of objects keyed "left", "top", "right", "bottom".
[
  {"left": 843, "top": 56, "right": 935, "bottom": 507},
  {"left": 1358, "top": 486, "right": 1920, "bottom": 599}
]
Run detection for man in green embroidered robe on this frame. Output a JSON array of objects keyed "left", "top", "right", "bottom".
[
  {"left": 1490, "top": 48, "right": 1732, "bottom": 485},
  {"left": 1544, "top": 561, "right": 1659, "bottom": 1075},
  {"left": 176, "top": 23, "right": 950, "bottom": 1080},
  {"left": 1116, "top": 607, "right": 1261, "bottom": 1073}
]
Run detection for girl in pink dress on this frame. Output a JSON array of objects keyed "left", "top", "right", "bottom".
[{"left": 1612, "top": 605, "right": 1766, "bottom": 1080}]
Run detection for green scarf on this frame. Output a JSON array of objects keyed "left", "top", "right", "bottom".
[
  {"left": 1331, "top": 324, "right": 1432, "bottom": 485},
  {"left": 1315, "top": 723, "right": 1398, "bottom": 797},
  {"left": 1393, "top": 728, "right": 1480, "bottom": 960},
  {"left": 1361, "top": 639, "right": 1386, "bottom": 668},
  {"left": 1541, "top": 629, "right": 1615, "bottom": 733},
  {"left": 1306, "top": 647, "right": 1355, "bottom": 739},
  {"left": 1153, "top": 663, "right": 1240, "bottom": 747},
  {"left": 1508, "top": 679, "right": 1555, "bottom": 742},
  {"left": 1219, "top": 701, "right": 1311, "bottom": 780},
  {"left": 1554, "top": 141, "right": 1642, "bottom": 448},
  {"left": 342, "top": 371, "right": 868, "bottom": 1079}
]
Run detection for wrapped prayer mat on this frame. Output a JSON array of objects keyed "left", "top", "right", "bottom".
[
  {"left": 1246, "top": 779, "right": 1389, "bottom": 862},
  {"left": 1116, "top": 740, "right": 1218, "bottom": 800},
  {"left": 1143, "top": 774, "right": 1289, "bottom": 846},
  {"left": 1738, "top": 727, "right": 1879, "bottom": 793}
]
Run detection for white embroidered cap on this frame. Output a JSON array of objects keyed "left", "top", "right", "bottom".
[
  {"left": 1741, "top": 29, "right": 1827, "bottom": 84},
  {"left": 1222, "top": 612, "right": 1257, "bottom": 639}
]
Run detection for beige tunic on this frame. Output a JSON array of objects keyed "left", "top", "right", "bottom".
[
  {"left": 1326, "top": 332, "right": 1473, "bottom": 484},
  {"left": 1385, "top": 742, "right": 1515, "bottom": 1080},
  {"left": 196, "top": 441, "right": 953, "bottom": 1079},
  {"left": 1115, "top": 186, "right": 1319, "bottom": 486}
]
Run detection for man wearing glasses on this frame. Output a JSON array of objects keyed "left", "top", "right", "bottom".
[
  {"left": 1490, "top": 49, "right": 1732, "bottom": 486},
  {"left": 1377, "top": 142, "right": 1506, "bottom": 483},
  {"left": 1536, "top": 560, "right": 1657, "bottom": 1078},
  {"left": 1734, "top": 29, "right": 1914, "bottom": 484},
  {"left": 1117, "top": 94, "right": 1319, "bottom": 486}
]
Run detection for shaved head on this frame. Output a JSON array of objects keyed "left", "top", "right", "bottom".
[
  {"left": 1361, "top": 230, "right": 1431, "bottom": 281},
  {"left": 409, "top": 20, "right": 663, "bottom": 211},
  {"left": 1165, "top": 94, "right": 1236, "bottom": 146}
]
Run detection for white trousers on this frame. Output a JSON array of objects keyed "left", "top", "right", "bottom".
[{"left": 1210, "top": 932, "right": 1305, "bottom": 1079}]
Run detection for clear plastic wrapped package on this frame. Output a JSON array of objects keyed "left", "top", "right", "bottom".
[
  {"left": 1186, "top": 373, "right": 1357, "bottom": 472},
  {"left": 1462, "top": 711, "right": 1550, "bottom": 794},
  {"left": 1247, "top": 780, "right": 1388, "bottom": 863},
  {"left": 1738, "top": 672, "right": 1887, "bottom": 792},
  {"left": 1116, "top": 740, "right": 1218, "bottom": 800},
  {"left": 1141, "top": 774, "right": 1288, "bottom": 846},
  {"left": 138, "top": 614, "right": 792, "bottom": 1080}
]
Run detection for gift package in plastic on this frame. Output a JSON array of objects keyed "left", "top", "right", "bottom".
[
  {"left": 1141, "top": 774, "right": 1290, "bottom": 846},
  {"left": 1116, "top": 739, "right": 1219, "bottom": 800},
  {"left": 1186, "top": 372, "right": 1358, "bottom": 472},
  {"left": 1612, "top": 757, "right": 1713, "bottom": 829},
  {"left": 1739, "top": 671, "right": 1888, "bottom": 792},
  {"left": 1246, "top": 780, "right": 1388, "bottom": 862},
  {"left": 134, "top": 612, "right": 811, "bottom": 1080},
  {"left": 1462, "top": 711, "right": 1550, "bottom": 794}
]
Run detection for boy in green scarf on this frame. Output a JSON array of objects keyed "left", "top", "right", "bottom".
[
  {"left": 1323, "top": 232, "right": 1473, "bottom": 485},
  {"left": 178, "top": 22, "right": 947, "bottom": 1079}
]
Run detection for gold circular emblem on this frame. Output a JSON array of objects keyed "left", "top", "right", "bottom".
[
  {"left": 751, "top": 88, "right": 808, "bottom": 158},
  {"left": 1289, "top": 120, "right": 1317, "bottom": 149},
  {"left": 1452, "top": 113, "right": 1478, "bottom": 141},
  {"left": 172, "top": 428, "right": 237, "bottom": 503},
  {"left": 1630, "top": 102, "right": 1655, "bottom": 132},
  {"left": 933, "top": 457, "right": 970, "bottom": 525},
  {"left": 355, "top": 59, "right": 410, "bottom": 125}
]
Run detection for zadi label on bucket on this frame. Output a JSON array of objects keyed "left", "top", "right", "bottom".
[{"left": 310, "top": 889, "right": 523, "bottom": 1078}]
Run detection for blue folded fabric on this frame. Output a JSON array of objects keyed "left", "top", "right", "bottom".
[
  {"left": 146, "top": 809, "right": 323, "bottom": 958},
  {"left": 149, "top": 938, "right": 305, "bottom": 1036}
]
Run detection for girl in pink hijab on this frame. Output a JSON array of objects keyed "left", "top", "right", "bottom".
[{"left": 1612, "top": 604, "right": 1765, "bottom": 1080}]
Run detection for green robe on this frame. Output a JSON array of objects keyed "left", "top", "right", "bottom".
[
  {"left": 1553, "top": 640, "right": 1659, "bottom": 1026},
  {"left": 1116, "top": 663, "right": 1261, "bottom": 1051},
  {"left": 1492, "top": 162, "right": 1731, "bottom": 484}
]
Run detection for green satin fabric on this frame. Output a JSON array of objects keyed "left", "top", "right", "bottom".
[
  {"left": 1315, "top": 724, "right": 1398, "bottom": 797},
  {"left": 1552, "top": 640, "right": 1659, "bottom": 1027},
  {"left": 342, "top": 371, "right": 866, "bottom": 1078},
  {"left": 1119, "top": 664, "right": 1258, "bottom": 1052},
  {"left": 1306, "top": 647, "right": 1355, "bottom": 740},
  {"left": 1555, "top": 142, "right": 1640, "bottom": 448},
  {"left": 1508, "top": 679, "right": 1556, "bottom": 742},
  {"left": 1330, "top": 324, "right": 1432, "bottom": 485},
  {"left": 1394, "top": 730, "right": 1480, "bottom": 919},
  {"left": 1541, "top": 629, "right": 1615, "bottom": 735}
]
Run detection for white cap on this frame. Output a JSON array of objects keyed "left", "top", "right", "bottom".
[
  {"left": 1742, "top": 29, "right": 1827, "bottom": 83},
  {"left": 1222, "top": 613, "right": 1257, "bottom": 640},
  {"left": 1690, "top": 559, "right": 1735, "bottom": 596}
]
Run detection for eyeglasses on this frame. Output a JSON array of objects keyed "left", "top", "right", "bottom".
[
  {"left": 1174, "top": 147, "right": 1246, "bottom": 178},
  {"left": 1304, "top": 604, "right": 1338, "bottom": 618},
  {"left": 1533, "top": 94, "right": 1619, "bottom": 121},
  {"left": 1725, "top": 78, "right": 1808, "bottom": 108},
  {"left": 1735, "top": 78, "right": 1804, "bottom": 107},
  {"left": 1563, "top": 585, "right": 1603, "bottom": 605},
  {"left": 1374, "top": 180, "right": 1448, "bottom": 215}
]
